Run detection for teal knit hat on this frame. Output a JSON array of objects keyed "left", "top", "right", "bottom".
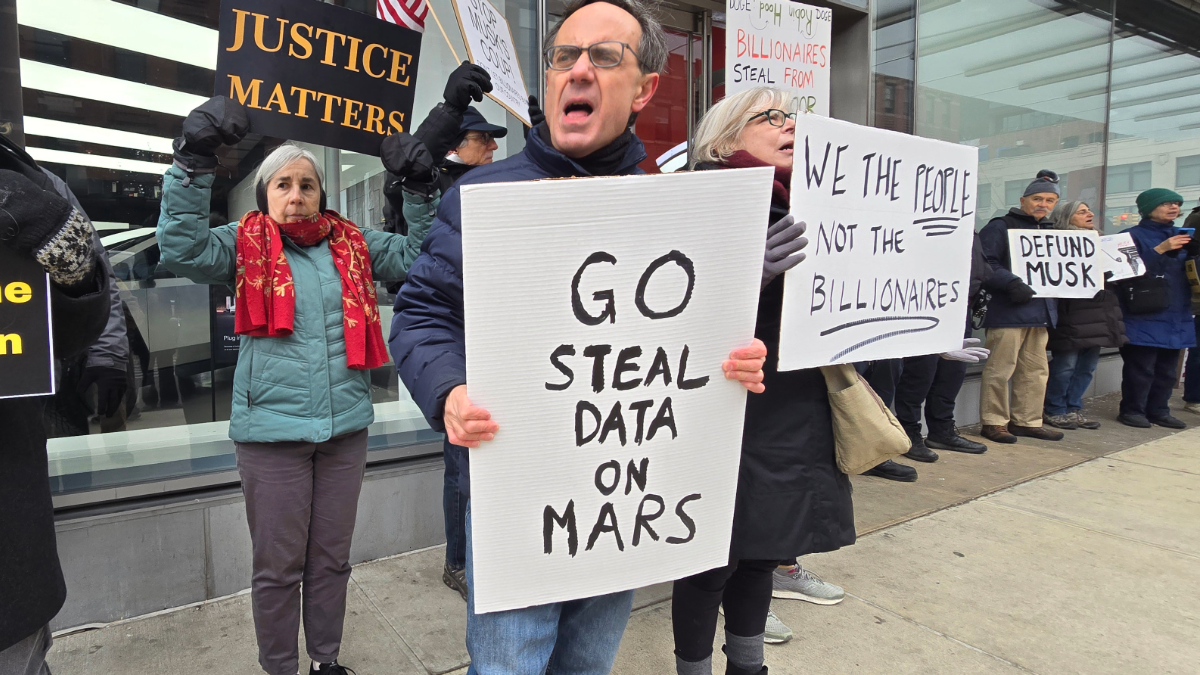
[{"left": 1136, "top": 187, "right": 1184, "bottom": 217}]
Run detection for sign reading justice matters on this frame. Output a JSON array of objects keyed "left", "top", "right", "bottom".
[
  {"left": 778, "top": 115, "right": 978, "bottom": 370},
  {"left": 0, "top": 246, "right": 54, "bottom": 399},
  {"left": 216, "top": 0, "right": 422, "bottom": 155},
  {"left": 460, "top": 169, "right": 772, "bottom": 613}
]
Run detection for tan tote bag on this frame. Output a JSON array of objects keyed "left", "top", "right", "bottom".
[{"left": 819, "top": 363, "right": 911, "bottom": 475}]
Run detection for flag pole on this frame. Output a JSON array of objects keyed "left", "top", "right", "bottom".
[{"left": 426, "top": 3, "right": 462, "bottom": 63}]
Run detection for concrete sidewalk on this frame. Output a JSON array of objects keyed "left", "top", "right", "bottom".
[{"left": 47, "top": 393, "right": 1200, "bottom": 674}]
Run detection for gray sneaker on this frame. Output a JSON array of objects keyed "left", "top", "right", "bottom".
[
  {"left": 1043, "top": 413, "right": 1077, "bottom": 430},
  {"left": 764, "top": 607, "right": 793, "bottom": 644},
  {"left": 772, "top": 565, "right": 845, "bottom": 605}
]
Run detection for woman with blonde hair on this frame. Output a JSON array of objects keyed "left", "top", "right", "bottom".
[{"left": 670, "top": 87, "right": 853, "bottom": 675}]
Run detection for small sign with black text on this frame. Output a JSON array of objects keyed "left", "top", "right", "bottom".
[
  {"left": 1007, "top": 230, "right": 1102, "bottom": 298},
  {"left": 0, "top": 247, "right": 55, "bottom": 399},
  {"left": 216, "top": 0, "right": 423, "bottom": 155}
]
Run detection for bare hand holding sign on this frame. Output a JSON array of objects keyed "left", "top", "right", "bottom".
[
  {"left": 777, "top": 115, "right": 978, "bottom": 370},
  {"left": 460, "top": 168, "right": 771, "bottom": 613}
]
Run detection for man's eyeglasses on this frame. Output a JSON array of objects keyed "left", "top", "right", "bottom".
[
  {"left": 749, "top": 109, "right": 797, "bottom": 127},
  {"left": 465, "top": 132, "right": 495, "bottom": 144},
  {"left": 545, "top": 42, "right": 641, "bottom": 70}
]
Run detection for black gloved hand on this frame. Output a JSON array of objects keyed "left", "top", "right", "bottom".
[
  {"left": 0, "top": 169, "right": 96, "bottom": 287},
  {"left": 524, "top": 95, "right": 545, "bottom": 140},
  {"left": 1006, "top": 277, "right": 1036, "bottom": 304},
  {"left": 173, "top": 96, "right": 250, "bottom": 176},
  {"left": 78, "top": 366, "right": 129, "bottom": 418},
  {"left": 762, "top": 214, "right": 808, "bottom": 289},
  {"left": 1184, "top": 234, "right": 1200, "bottom": 258},
  {"left": 380, "top": 132, "right": 436, "bottom": 182},
  {"left": 443, "top": 62, "right": 493, "bottom": 112}
]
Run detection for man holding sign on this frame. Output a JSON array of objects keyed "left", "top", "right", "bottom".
[
  {"left": 977, "top": 170, "right": 1064, "bottom": 444},
  {"left": 391, "top": 1, "right": 768, "bottom": 673}
]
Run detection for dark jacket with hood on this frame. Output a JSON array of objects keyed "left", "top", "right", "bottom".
[
  {"left": 389, "top": 125, "right": 647, "bottom": 498},
  {"left": 1046, "top": 290, "right": 1126, "bottom": 351},
  {"left": 1, "top": 260, "right": 110, "bottom": 651},
  {"left": 691, "top": 161, "right": 854, "bottom": 561},
  {"left": 978, "top": 208, "right": 1059, "bottom": 329}
]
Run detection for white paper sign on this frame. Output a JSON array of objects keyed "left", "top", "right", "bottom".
[
  {"left": 725, "top": 0, "right": 832, "bottom": 115},
  {"left": 1100, "top": 232, "right": 1144, "bottom": 282},
  {"left": 1007, "top": 230, "right": 1102, "bottom": 298},
  {"left": 461, "top": 168, "right": 772, "bottom": 613},
  {"left": 777, "top": 115, "right": 977, "bottom": 370},
  {"left": 452, "top": 0, "right": 531, "bottom": 126}
]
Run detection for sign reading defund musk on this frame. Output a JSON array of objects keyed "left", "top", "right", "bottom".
[
  {"left": 778, "top": 115, "right": 979, "bottom": 370},
  {"left": 460, "top": 168, "right": 773, "bottom": 613}
]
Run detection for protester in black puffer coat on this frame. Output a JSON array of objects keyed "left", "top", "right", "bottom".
[
  {"left": 1043, "top": 200, "right": 1126, "bottom": 431},
  {"left": 0, "top": 166, "right": 110, "bottom": 671}
]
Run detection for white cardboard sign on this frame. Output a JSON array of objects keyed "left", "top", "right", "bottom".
[
  {"left": 778, "top": 115, "right": 977, "bottom": 370},
  {"left": 725, "top": 0, "right": 832, "bottom": 115},
  {"left": 460, "top": 168, "right": 772, "bottom": 613},
  {"left": 1007, "top": 230, "right": 1102, "bottom": 298},
  {"left": 1100, "top": 232, "right": 1144, "bottom": 282},
  {"left": 452, "top": 0, "right": 531, "bottom": 126}
]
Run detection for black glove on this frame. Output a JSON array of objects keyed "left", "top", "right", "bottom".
[
  {"left": 1184, "top": 235, "right": 1200, "bottom": 258},
  {"left": 443, "top": 62, "right": 493, "bottom": 112},
  {"left": 78, "top": 366, "right": 129, "bottom": 418},
  {"left": 1006, "top": 278, "right": 1036, "bottom": 304},
  {"left": 380, "top": 132, "right": 436, "bottom": 182},
  {"left": 0, "top": 169, "right": 95, "bottom": 287},
  {"left": 173, "top": 96, "right": 250, "bottom": 177},
  {"left": 524, "top": 95, "right": 546, "bottom": 140},
  {"left": 762, "top": 214, "right": 808, "bottom": 289}
]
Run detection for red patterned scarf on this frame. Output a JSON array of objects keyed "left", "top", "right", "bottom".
[
  {"left": 234, "top": 210, "right": 387, "bottom": 370},
  {"left": 721, "top": 150, "right": 792, "bottom": 206}
]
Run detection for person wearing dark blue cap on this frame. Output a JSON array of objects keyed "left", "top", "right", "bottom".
[{"left": 374, "top": 63, "right": 542, "bottom": 604}]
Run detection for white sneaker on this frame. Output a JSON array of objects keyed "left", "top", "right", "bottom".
[
  {"left": 772, "top": 565, "right": 845, "bottom": 605},
  {"left": 1184, "top": 402, "right": 1200, "bottom": 415}
]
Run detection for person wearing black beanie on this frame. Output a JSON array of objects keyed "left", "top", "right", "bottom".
[{"left": 976, "top": 170, "right": 1065, "bottom": 444}]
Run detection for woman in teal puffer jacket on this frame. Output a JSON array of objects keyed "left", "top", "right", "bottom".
[{"left": 158, "top": 97, "right": 425, "bottom": 675}]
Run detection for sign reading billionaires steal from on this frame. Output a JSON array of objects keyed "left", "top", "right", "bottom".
[{"left": 216, "top": 0, "right": 422, "bottom": 155}]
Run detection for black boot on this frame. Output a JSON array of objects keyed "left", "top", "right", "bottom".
[
  {"left": 903, "top": 436, "right": 939, "bottom": 463},
  {"left": 722, "top": 646, "right": 768, "bottom": 675},
  {"left": 862, "top": 459, "right": 918, "bottom": 482}
]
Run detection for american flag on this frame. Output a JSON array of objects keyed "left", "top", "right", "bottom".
[{"left": 377, "top": 0, "right": 428, "bottom": 33}]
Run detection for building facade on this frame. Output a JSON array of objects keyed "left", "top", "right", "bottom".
[{"left": 0, "top": 0, "right": 1195, "bottom": 628}]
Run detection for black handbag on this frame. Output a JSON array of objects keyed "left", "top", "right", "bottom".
[{"left": 1120, "top": 274, "right": 1170, "bottom": 315}]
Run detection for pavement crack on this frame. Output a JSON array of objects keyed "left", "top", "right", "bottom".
[
  {"left": 844, "top": 594, "right": 1042, "bottom": 674},
  {"left": 1108, "top": 456, "right": 1200, "bottom": 476}
]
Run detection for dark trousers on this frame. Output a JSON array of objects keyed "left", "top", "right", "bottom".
[
  {"left": 894, "top": 354, "right": 969, "bottom": 439},
  {"left": 1119, "top": 344, "right": 1181, "bottom": 418},
  {"left": 671, "top": 559, "right": 778, "bottom": 662},
  {"left": 236, "top": 429, "right": 368, "bottom": 675},
  {"left": 857, "top": 358, "right": 902, "bottom": 407},
  {"left": 1185, "top": 318, "right": 1200, "bottom": 403},
  {"left": 443, "top": 441, "right": 467, "bottom": 570}
]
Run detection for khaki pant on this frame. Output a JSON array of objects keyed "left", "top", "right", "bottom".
[{"left": 980, "top": 327, "right": 1050, "bottom": 427}]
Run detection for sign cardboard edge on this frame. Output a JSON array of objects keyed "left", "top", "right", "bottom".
[{"left": 450, "top": 0, "right": 533, "bottom": 127}]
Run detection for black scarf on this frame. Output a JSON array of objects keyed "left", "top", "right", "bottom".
[{"left": 538, "top": 124, "right": 635, "bottom": 177}]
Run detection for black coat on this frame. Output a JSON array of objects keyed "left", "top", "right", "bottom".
[
  {"left": 1, "top": 264, "right": 110, "bottom": 651},
  {"left": 978, "top": 209, "right": 1059, "bottom": 328},
  {"left": 695, "top": 163, "right": 855, "bottom": 561},
  {"left": 1046, "top": 289, "right": 1127, "bottom": 351}
]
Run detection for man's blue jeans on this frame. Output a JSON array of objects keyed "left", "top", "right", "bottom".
[
  {"left": 1044, "top": 347, "right": 1101, "bottom": 416},
  {"left": 464, "top": 503, "right": 634, "bottom": 675}
]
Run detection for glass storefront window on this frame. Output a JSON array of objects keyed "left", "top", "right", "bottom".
[{"left": 8, "top": 0, "right": 537, "bottom": 504}]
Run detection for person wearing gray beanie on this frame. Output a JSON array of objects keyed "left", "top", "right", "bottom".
[{"left": 975, "top": 169, "right": 1064, "bottom": 444}]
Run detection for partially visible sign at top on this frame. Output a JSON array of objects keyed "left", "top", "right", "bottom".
[
  {"left": 215, "top": 0, "right": 423, "bottom": 155},
  {"left": 452, "top": 0, "right": 531, "bottom": 126},
  {"left": 724, "top": 0, "right": 832, "bottom": 116}
]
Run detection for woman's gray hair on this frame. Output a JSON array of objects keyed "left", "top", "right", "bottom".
[
  {"left": 1050, "top": 200, "right": 1088, "bottom": 230},
  {"left": 255, "top": 144, "right": 324, "bottom": 191},
  {"left": 691, "top": 87, "right": 797, "bottom": 168}
]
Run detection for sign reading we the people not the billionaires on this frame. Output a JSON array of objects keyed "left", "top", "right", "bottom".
[
  {"left": 215, "top": 0, "right": 422, "bottom": 155},
  {"left": 725, "top": 0, "right": 832, "bottom": 115},
  {"left": 778, "top": 115, "right": 978, "bottom": 371},
  {"left": 461, "top": 168, "right": 772, "bottom": 613}
]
